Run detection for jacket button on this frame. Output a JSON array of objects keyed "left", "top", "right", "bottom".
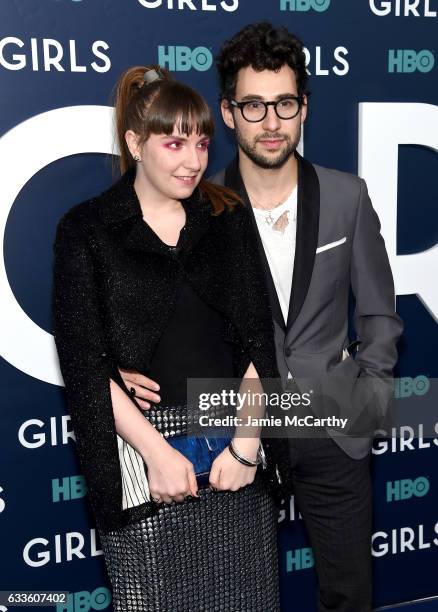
[
  {"left": 101, "top": 352, "right": 108, "bottom": 358},
  {"left": 285, "top": 348, "right": 291, "bottom": 357}
]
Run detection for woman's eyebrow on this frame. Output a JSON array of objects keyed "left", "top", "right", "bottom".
[
  {"left": 160, "top": 134, "right": 188, "bottom": 141},
  {"left": 161, "top": 134, "right": 210, "bottom": 141}
]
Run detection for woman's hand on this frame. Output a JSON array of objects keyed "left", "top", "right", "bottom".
[
  {"left": 209, "top": 441, "right": 258, "bottom": 492},
  {"left": 143, "top": 439, "right": 199, "bottom": 504}
]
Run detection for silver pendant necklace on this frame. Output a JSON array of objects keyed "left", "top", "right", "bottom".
[
  {"left": 265, "top": 211, "right": 275, "bottom": 225},
  {"left": 249, "top": 190, "right": 291, "bottom": 225}
]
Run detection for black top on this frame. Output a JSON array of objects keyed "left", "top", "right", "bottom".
[{"left": 147, "top": 275, "right": 234, "bottom": 406}]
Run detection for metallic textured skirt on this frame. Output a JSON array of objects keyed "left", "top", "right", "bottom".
[{"left": 99, "top": 473, "right": 280, "bottom": 611}]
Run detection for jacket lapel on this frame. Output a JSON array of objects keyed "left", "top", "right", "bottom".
[
  {"left": 98, "top": 165, "right": 212, "bottom": 257},
  {"left": 286, "top": 152, "right": 320, "bottom": 331},
  {"left": 223, "top": 153, "right": 320, "bottom": 334},
  {"left": 224, "top": 157, "right": 286, "bottom": 331}
]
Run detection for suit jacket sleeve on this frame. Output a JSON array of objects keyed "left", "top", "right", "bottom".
[
  {"left": 349, "top": 178, "right": 404, "bottom": 427},
  {"left": 351, "top": 178, "right": 403, "bottom": 376},
  {"left": 52, "top": 211, "right": 130, "bottom": 527}
]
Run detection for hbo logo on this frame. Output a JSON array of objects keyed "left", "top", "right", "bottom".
[
  {"left": 394, "top": 375, "right": 430, "bottom": 398},
  {"left": 280, "top": 0, "right": 331, "bottom": 11},
  {"left": 286, "top": 547, "right": 315, "bottom": 572},
  {"left": 56, "top": 588, "right": 111, "bottom": 612},
  {"left": 158, "top": 46, "right": 212, "bottom": 71},
  {"left": 388, "top": 49, "right": 435, "bottom": 73},
  {"left": 386, "top": 477, "right": 430, "bottom": 502}
]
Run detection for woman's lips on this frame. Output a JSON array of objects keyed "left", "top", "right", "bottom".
[{"left": 174, "top": 175, "right": 197, "bottom": 184}]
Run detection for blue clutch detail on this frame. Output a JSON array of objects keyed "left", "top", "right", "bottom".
[{"left": 167, "top": 435, "right": 231, "bottom": 486}]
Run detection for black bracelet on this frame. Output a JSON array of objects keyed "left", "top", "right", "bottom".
[{"left": 228, "top": 441, "right": 262, "bottom": 467}]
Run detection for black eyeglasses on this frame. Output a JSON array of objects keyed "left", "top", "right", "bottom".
[{"left": 228, "top": 96, "right": 304, "bottom": 122}]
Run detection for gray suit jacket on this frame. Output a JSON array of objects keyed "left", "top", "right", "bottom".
[{"left": 210, "top": 153, "right": 403, "bottom": 459}]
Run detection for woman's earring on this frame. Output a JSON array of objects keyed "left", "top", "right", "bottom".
[{"left": 133, "top": 154, "right": 141, "bottom": 162}]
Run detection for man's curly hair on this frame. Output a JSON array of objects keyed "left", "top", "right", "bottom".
[{"left": 216, "top": 22, "right": 309, "bottom": 100}]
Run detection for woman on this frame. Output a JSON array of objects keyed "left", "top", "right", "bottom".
[{"left": 52, "top": 65, "right": 289, "bottom": 611}]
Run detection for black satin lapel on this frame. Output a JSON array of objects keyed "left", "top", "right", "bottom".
[
  {"left": 224, "top": 158, "right": 286, "bottom": 331},
  {"left": 286, "top": 153, "right": 320, "bottom": 331}
]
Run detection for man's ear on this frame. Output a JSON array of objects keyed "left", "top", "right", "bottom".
[
  {"left": 220, "top": 99, "right": 235, "bottom": 130},
  {"left": 300, "top": 95, "right": 308, "bottom": 125}
]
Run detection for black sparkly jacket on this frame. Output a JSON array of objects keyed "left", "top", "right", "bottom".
[{"left": 52, "top": 166, "right": 292, "bottom": 533}]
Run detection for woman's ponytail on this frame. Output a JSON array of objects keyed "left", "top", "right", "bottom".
[{"left": 109, "top": 65, "right": 172, "bottom": 175}]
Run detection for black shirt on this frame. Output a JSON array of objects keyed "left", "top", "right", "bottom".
[{"left": 147, "top": 275, "right": 235, "bottom": 406}]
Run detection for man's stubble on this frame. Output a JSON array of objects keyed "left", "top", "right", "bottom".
[{"left": 234, "top": 122, "right": 302, "bottom": 170}]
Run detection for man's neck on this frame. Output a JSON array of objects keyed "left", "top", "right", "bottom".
[{"left": 238, "top": 150, "right": 298, "bottom": 206}]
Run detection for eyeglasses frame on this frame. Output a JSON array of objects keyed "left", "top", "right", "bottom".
[{"left": 225, "top": 95, "right": 305, "bottom": 122}]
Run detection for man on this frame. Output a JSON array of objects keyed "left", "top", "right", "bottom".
[{"left": 119, "top": 22, "right": 403, "bottom": 612}]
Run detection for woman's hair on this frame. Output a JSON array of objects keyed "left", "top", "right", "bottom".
[
  {"left": 110, "top": 64, "right": 240, "bottom": 214},
  {"left": 216, "top": 22, "right": 309, "bottom": 101}
]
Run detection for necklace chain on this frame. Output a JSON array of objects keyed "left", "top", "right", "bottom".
[{"left": 249, "top": 189, "right": 295, "bottom": 226}]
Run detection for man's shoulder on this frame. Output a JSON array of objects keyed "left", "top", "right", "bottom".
[
  {"left": 313, "top": 161, "right": 362, "bottom": 185},
  {"left": 312, "top": 162, "right": 364, "bottom": 202},
  {"left": 208, "top": 167, "right": 226, "bottom": 186},
  {"left": 208, "top": 158, "right": 366, "bottom": 211}
]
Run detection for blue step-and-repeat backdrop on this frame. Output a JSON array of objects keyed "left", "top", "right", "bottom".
[{"left": 0, "top": 1, "right": 437, "bottom": 611}]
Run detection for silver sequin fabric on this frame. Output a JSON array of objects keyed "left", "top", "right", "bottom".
[{"left": 99, "top": 474, "right": 280, "bottom": 612}]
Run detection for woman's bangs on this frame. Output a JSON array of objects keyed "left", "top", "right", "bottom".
[{"left": 147, "top": 84, "right": 214, "bottom": 138}]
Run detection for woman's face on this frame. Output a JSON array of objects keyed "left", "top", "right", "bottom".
[{"left": 129, "top": 127, "right": 210, "bottom": 201}]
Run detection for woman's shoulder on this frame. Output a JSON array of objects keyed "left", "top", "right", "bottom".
[
  {"left": 57, "top": 174, "right": 121, "bottom": 233},
  {"left": 58, "top": 169, "right": 132, "bottom": 231},
  {"left": 62, "top": 196, "right": 98, "bottom": 220},
  {"left": 54, "top": 195, "right": 104, "bottom": 248}
]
